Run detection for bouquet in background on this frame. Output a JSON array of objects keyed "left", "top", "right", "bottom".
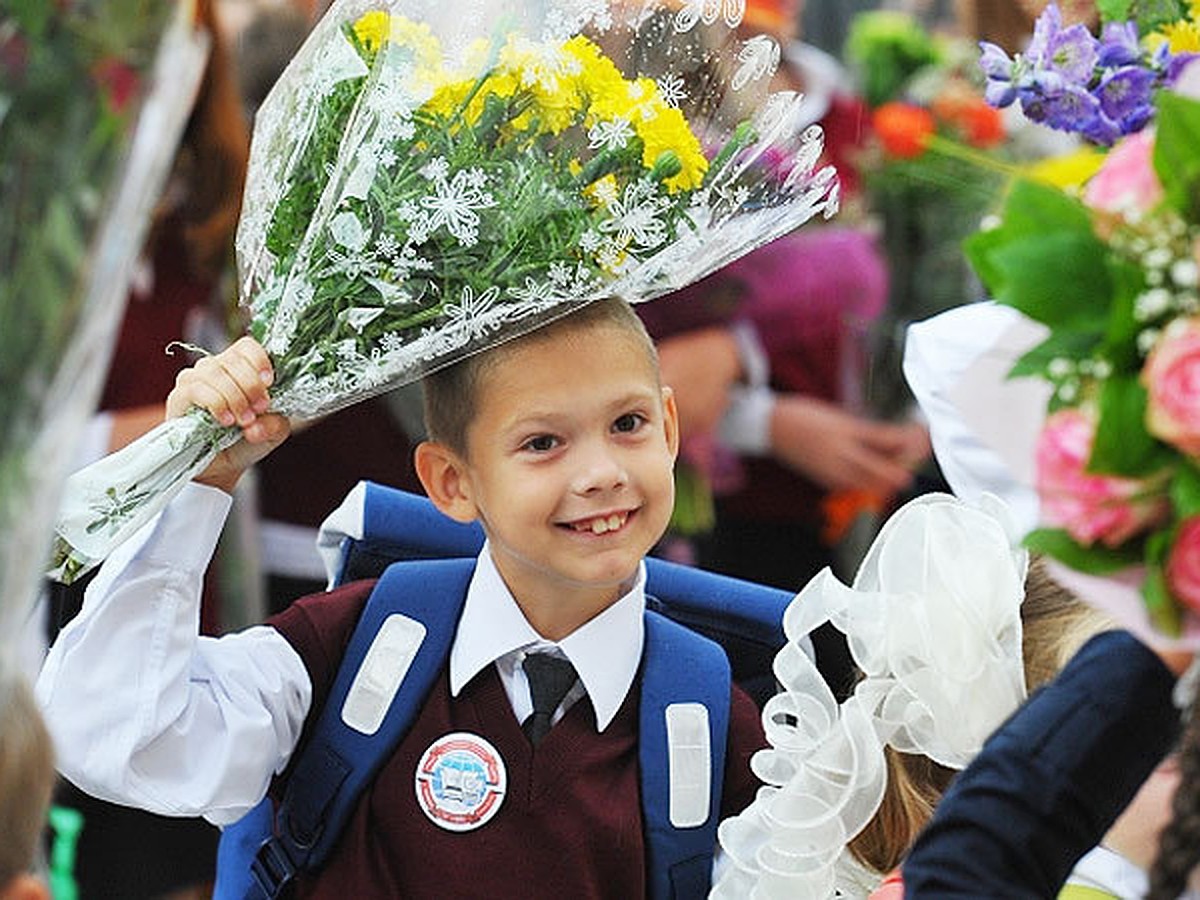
[
  {"left": 965, "top": 2, "right": 1200, "bottom": 636},
  {"left": 50, "top": 0, "right": 840, "bottom": 583},
  {"left": 979, "top": 0, "right": 1198, "bottom": 144},
  {"left": 844, "top": 9, "right": 1014, "bottom": 420},
  {"left": 0, "top": 1, "right": 208, "bottom": 634}
]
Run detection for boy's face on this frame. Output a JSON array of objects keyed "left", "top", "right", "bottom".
[{"left": 450, "top": 322, "right": 678, "bottom": 619}]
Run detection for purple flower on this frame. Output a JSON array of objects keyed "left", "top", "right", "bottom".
[
  {"left": 1097, "top": 21, "right": 1141, "bottom": 68},
  {"left": 979, "top": 41, "right": 1016, "bottom": 80},
  {"left": 1080, "top": 111, "right": 1122, "bottom": 145},
  {"left": 1025, "top": 3, "right": 1063, "bottom": 68},
  {"left": 1031, "top": 82, "right": 1103, "bottom": 132},
  {"left": 1096, "top": 66, "right": 1155, "bottom": 127},
  {"left": 1168, "top": 51, "right": 1200, "bottom": 84},
  {"left": 985, "top": 79, "right": 1018, "bottom": 107},
  {"left": 1046, "top": 23, "right": 1099, "bottom": 84}
]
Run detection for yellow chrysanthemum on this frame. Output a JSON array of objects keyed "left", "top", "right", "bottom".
[
  {"left": 563, "top": 36, "right": 625, "bottom": 105},
  {"left": 582, "top": 174, "right": 619, "bottom": 207},
  {"left": 352, "top": 10, "right": 390, "bottom": 54},
  {"left": 1160, "top": 18, "right": 1200, "bottom": 53},
  {"left": 1023, "top": 148, "right": 1107, "bottom": 190},
  {"left": 389, "top": 16, "right": 443, "bottom": 73}
]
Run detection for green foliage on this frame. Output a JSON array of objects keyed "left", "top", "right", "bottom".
[
  {"left": 843, "top": 11, "right": 942, "bottom": 108},
  {"left": 1154, "top": 91, "right": 1200, "bottom": 223},
  {"left": 1091, "top": 375, "right": 1175, "bottom": 475},
  {"left": 1097, "top": 0, "right": 1189, "bottom": 33},
  {"left": 1024, "top": 527, "right": 1146, "bottom": 574},
  {"left": 1171, "top": 462, "right": 1200, "bottom": 518}
]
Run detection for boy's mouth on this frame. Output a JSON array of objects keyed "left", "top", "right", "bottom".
[{"left": 563, "top": 510, "right": 632, "bottom": 535}]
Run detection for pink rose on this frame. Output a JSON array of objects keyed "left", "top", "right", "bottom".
[
  {"left": 1083, "top": 129, "right": 1163, "bottom": 219},
  {"left": 1167, "top": 517, "right": 1200, "bottom": 614},
  {"left": 1035, "top": 408, "right": 1169, "bottom": 547},
  {"left": 1143, "top": 316, "right": 1200, "bottom": 457}
]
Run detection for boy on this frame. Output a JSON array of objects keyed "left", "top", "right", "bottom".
[
  {"left": 37, "top": 298, "right": 766, "bottom": 897},
  {"left": 1, "top": 664, "right": 55, "bottom": 900}
]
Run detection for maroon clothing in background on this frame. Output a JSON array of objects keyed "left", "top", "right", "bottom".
[{"left": 269, "top": 580, "right": 766, "bottom": 899}]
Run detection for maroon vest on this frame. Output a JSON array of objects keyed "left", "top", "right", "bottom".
[{"left": 269, "top": 582, "right": 766, "bottom": 899}]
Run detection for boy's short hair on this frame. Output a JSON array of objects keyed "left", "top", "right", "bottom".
[
  {"left": 0, "top": 666, "right": 55, "bottom": 887},
  {"left": 421, "top": 297, "right": 659, "bottom": 455}
]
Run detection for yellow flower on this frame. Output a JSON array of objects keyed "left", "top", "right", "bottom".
[
  {"left": 1160, "top": 18, "right": 1200, "bottom": 53},
  {"left": 352, "top": 10, "right": 391, "bottom": 54},
  {"left": 583, "top": 174, "right": 619, "bottom": 207},
  {"left": 1023, "top": 148, "right": 1107, "bottom": 190}
]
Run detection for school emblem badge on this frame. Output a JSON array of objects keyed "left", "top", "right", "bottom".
[{"left": 415, "top": 732, "right": 507, "bottom": 832}]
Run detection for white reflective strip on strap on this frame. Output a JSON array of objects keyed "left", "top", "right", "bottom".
[
  {"left": 341, "top": 614, "right": 426, "bottom": 735},
  {"left": 665, "top": 702, "right": 711, "bottom": 828}
]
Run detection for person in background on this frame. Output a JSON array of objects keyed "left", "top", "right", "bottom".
[
  {"left": 0, "top": 663, "right": 55, "bottom": 900},
  {"left": 644, "top": 0, "right": 930, "bottom": 696},
  {"left": 49, "top": 1, "right": 245, "bottom": 894}
]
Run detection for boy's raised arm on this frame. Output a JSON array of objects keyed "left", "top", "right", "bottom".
[{"left": 36, "top": 338, "right": 310, "bottom": 824}]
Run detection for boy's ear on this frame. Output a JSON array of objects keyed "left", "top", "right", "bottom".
[
  {"left": 414, "top": 440, "right": 479, "bottom": 523},
  {"left": 661, "top": 385, "right": 680, "bottom": 461}
]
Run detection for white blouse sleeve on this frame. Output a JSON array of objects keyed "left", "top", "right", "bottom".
[{"left": 36, "top": 482, "right": 313, "bottom": 826}]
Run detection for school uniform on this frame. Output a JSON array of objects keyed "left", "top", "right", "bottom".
[
  {"left": 37, "top": 483, "right": 765, "bottom": 896},
  {"left": 902, "top": 630, "right": 1180, "bottom": 899}
]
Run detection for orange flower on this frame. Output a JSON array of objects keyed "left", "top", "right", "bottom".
[
  {"left": 933, "top": 90, "right": 1006, "bottom": 149},
  {"left": 872, "top": 102, "right": 935, "bottom": 159}
]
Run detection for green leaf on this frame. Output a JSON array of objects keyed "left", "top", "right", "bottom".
[
  {"left": 965, "top": 179, "right": 1105, "bottom": 317},
  {"left": 1143, "top": 563, "right": 1182, "bottom": 637},
  {"left": 1171, "top": 462, "right": 1200, "bottom": 518},
  {"left": 987, "top": 232, "right": 1113, "bottom": 329},
  {"left": 1091, "top": 375, "right": 1175, "bottom": 475},
  {"left": 1101, "top": 255, "right": 1148, "bottom": 373},
  {"left": 1099, "top": 0, "right": 1188, "bottom": 32},
  {"left": 1009, "top": 332, "right": 1103, "bottom": 379},
  {"left": 1023, "top": 527, "right": 1144, "bottom": 574},
  {"left": 1154, "top": 91, "right": 1200, "bottom": 222}
]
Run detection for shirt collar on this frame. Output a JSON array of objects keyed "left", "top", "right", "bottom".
[{"left": 449, "top": 543, "right": 646, "bottom": 731}]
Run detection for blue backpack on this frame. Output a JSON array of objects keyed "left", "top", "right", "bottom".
[{"left": 216, "top": 483, "right": 801, "bottom": 900}]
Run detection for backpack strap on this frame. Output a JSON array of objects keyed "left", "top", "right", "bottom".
[
  {"left": 639, "top": 609, "right": 731, "bottom": 900},
  {"left": 244, "top": 557, "right": 475, "bottom": 899}
]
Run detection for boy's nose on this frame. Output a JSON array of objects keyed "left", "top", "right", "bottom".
[{"left": 571, "top": 443, "right": 628, "bottom": 494}]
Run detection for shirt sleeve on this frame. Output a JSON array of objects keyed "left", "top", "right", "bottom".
[
  {"left": 36, "top": 482, "right": 313, "bottom": 826},
  {"left": 902, "top": 630, "right": 1181, "bottom": 898}
]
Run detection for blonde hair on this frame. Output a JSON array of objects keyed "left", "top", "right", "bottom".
[
  {"left": 847, "top": 555, "right": 1111, "bottom": 873},
  {"left": 0, "top": 665, "right": 56, "bottom": 888}
]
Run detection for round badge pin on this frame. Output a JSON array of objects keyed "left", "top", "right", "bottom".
[{"left": 415, "top": 731, "right": 507, "bottom": 832}]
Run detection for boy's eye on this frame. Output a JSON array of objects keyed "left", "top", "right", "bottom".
[
  {"left": 522, "top": 434, "right": 558, "bottom": 452},
  {"left": 613, "top": 413, "right": 646, "bottom": 434}
]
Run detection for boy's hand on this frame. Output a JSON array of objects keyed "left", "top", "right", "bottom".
[{"left": 166, "top": 336, "right": 290, "bottom": 493}]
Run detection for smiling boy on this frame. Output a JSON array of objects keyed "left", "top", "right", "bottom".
[{"left": 37, "top": 298, "right": 766, "bottom": 898}]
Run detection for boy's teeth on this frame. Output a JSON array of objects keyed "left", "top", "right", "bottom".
[{"left": 580, "top": 513, "right": 625, "bottom": 534}]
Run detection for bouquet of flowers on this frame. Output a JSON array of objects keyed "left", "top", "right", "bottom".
[
  {"left": 1, "top": 1, "right": 208, "bottom": 628},
  {"left": 49, "top": 0, "right": 839, "bottom": 583},
  {"left": 966, "top": 2, "right": 1200, "bottom": 636},
  {"left": 979, "top": 0, "right": 1198, "bottom": 144},
  {"left": 844, "top": 10, "right": 1015, "bottom": 419}
]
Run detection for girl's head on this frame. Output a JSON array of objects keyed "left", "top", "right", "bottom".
[
  {"left": 0, "top": 664, "right": 55, "bottom": 897},
  {"left": 848, "top": 555, "right": 1111, "bottom": 874}
]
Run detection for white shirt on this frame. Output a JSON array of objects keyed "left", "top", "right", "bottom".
[
  {"left": 37, "top": 482, "right": 646, "bottom": 826},
  {"left": 1066, "top": 846, "right": 1148, "bottom": 899}
]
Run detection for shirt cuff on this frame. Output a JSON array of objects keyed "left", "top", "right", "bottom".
[{"left": 719, "top": 384, "right": 776, "bottom": 456}]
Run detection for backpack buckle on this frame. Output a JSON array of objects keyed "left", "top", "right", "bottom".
[{"left": 250, "top": 836, "right": 297, "bottom": 899}]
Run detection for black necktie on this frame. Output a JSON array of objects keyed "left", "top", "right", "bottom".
[{"left": 521, "top": 653, "right": 578, "bottom": 746}]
